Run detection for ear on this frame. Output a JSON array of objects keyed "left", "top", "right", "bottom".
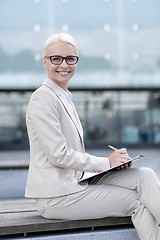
[{"left": 43, "top": 57, "right": 47, "bottom": 70}]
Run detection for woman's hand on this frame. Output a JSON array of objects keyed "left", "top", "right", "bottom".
[{"left": 108, "top": 148, "right": 131, "bottom": 170}]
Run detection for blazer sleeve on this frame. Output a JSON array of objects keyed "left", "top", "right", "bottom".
[{"left": 26, "top": 88, "right": 110, "bottom": 173}]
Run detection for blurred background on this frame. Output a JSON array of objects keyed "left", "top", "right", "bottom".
[
  {"left": 0, "top": 0, "right": 160, "bottom": 198},
  {"left": 0, "top": 0, "right": 160, "bottom": 149},
  {"left": 0, "top": 0, "right": 160, "bottom": 150}
]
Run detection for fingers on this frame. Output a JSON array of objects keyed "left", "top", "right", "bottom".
[
  {"left": 118, "top": 148, "right": 127, "bottom": 154},
  {"left": 108, "top": 148, "right": 131, "bottom": 169},
  {"left": 128, "top": 161, "right": 132, "bottom": 168},
  {"left": 118, "top": 148, "right": 128, "bottom": 158},
  {"left": 117, "top": 161, "right": 132, "bottom": 171},
  {"left": 115, "top": 149, "right": 128, "bottom": 161}
]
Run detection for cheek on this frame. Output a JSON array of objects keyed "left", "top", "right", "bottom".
[
  {"left": 71, "top": 66, "right": 77, "bottom": 74},
  {"left": 47, "top": 65, "right": 57, "bottom": 74}
]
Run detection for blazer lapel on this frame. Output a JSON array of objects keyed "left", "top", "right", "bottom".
[
  {"left": 58, "top": 95, "right": 84, "bottom": 141},
  {"left": 42, "top": 78, "right": 84, "bottom": 143}
]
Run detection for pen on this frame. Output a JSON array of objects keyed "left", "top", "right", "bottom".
[
  {"left": 108, "top": 145, "right": 118, "bottom": 151},
  {"left": 108, "top": 145, "right": 131, "bottom": 160}
]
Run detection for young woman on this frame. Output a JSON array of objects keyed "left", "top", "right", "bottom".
[{"left": 25, "top": 33, "right": 160, "bottom": 240}]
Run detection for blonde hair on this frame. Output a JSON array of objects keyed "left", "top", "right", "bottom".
[{"left": 41, "top": 33, "right": 78, "bottom": 57}]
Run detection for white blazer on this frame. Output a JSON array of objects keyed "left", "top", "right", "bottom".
[{"left": 25, "top": 78, "right": 110, "bottom": 198}]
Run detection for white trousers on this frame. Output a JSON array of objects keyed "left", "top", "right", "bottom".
[{"left": 35, "top": 168, "right": 160, "bottom": 240}]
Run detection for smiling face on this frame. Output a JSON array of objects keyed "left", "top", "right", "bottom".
[{"left": 43, "top": 41, "right": 78, "bottom": 91}]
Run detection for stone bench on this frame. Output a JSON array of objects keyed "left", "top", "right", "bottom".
[
  {"left": 0, "top": 158, "right": 139, "bottom": 239},
  {"left": 0, "top": 160, "right": 139, "bottom": 239},
  {"left": 0, "top": 198, "right": 138, "bottom": 239}
]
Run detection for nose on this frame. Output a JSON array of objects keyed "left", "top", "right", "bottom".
[{"left": 60, "top": 59, "right": 68, "bottom": 67}]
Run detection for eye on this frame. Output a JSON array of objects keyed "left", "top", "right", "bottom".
[
  {"left": 66, "top": 56, "right": 77, "bottom": 64},
  {"left": 67, "top": 56, "right": 75, "bottom": 61},
  {"left": 51, "top": 56, "right": 62, "bottom": 63}
]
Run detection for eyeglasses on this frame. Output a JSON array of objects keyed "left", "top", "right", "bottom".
[{"left": 44, "top": 55, "right": 79, "bottom": 65}]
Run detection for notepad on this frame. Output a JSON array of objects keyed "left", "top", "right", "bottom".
[{"left": 79, "top": 155, "right": 144, "bottom": 182}]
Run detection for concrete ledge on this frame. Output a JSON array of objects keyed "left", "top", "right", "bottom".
[
  {"left": 3, "top": 229, "right": 139, "bottom": 240},
  {"left": 0, "top": 160, "right": 29, "bottom": 169}
]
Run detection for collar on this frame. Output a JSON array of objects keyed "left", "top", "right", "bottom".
[{"left": 54, "top": 82, "right": 73, "bottom": 104}]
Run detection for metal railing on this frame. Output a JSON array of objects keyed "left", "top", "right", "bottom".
[{"left": 0, "top": 87, "right": 160, "bottom": 149}]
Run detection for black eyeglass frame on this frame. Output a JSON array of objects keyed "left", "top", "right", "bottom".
[{"left": 44, "top": 55, "right": 79, "bottom": 65}]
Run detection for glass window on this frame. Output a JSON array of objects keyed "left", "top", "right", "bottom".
[{"left": 0, "top": 0, "right": 160, "bottom": 88}]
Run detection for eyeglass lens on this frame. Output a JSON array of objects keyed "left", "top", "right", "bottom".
[{"left": 50, "top": 56, "right": 78, "bottom": 65}]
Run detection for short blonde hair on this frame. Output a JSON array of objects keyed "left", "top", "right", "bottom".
[{"left": 41, "top": 33, "right": 78, "bottom": 57}]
